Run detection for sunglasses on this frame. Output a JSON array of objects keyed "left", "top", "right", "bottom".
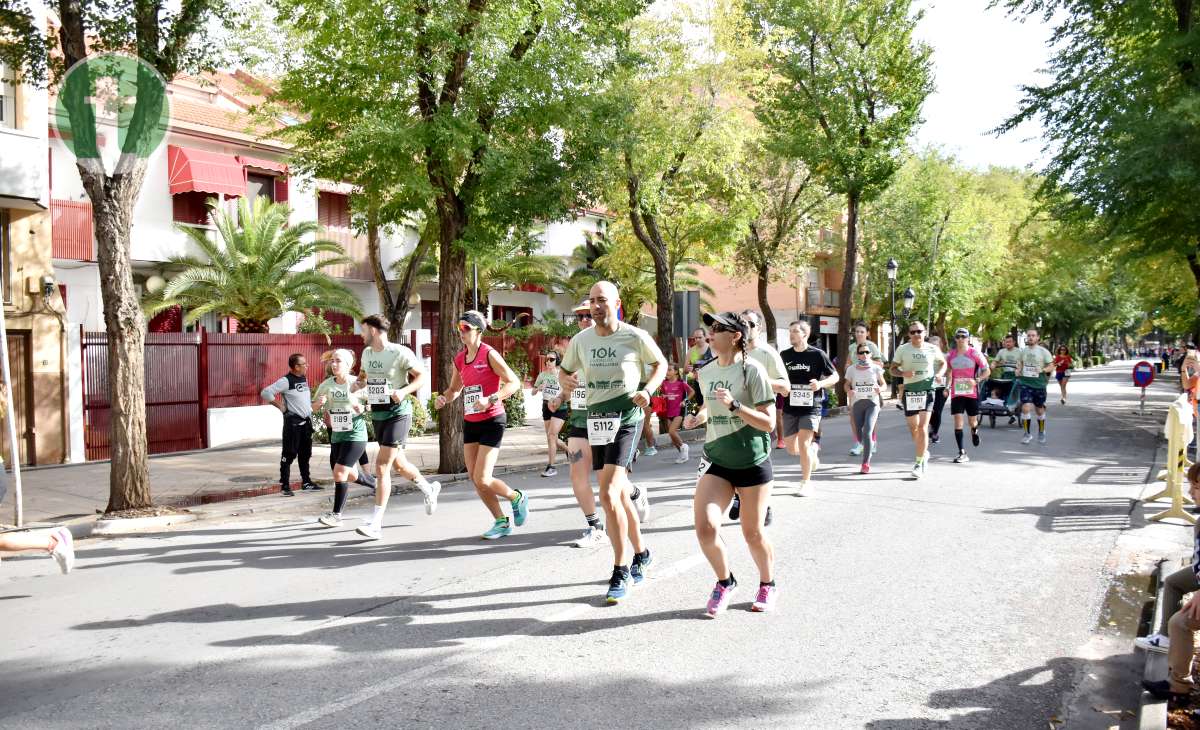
[
  {"left": 857, "top": 351, "right": 870, "bottom": 356},
  {"left": 909, "top": 329, "right": 924, "bottom": 335},
  {"left": 710, "top": 324, "right": 737, "bottom": 334},
  {"left": 955, "top": 334, "right": 968, "bottom": 339},
  {"left": 457, "top": 323, "right": 476, "bottom": 333}
]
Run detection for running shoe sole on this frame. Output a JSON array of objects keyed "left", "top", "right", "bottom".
[
  {"left": 356, "top": 526, "right": 382, "bottom": 540},
  {"left": 424, "top": 481, "right": 442, "bottom": 516},
  {"left": 51, "top": 527, "right": 74, "bottom": 574}
]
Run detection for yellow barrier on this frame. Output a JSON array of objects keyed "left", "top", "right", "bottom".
[{"left": 1147, "top": 393, "right": 1196, "bottom": 524}]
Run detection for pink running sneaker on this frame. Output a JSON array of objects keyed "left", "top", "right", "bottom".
[
  {"left": 705, "top": 580, "right": 737, "bottom": 617},
  {"left": 860, "top": 463, "right": 871, "bottom": 474},
  {"left": 751, "top": 584, "right": 778, "bottom": 612}
]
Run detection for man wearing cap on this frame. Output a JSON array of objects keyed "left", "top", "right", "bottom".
[
  {"left": 946, "top": 327, "right": 990, "bottom": 463},
  {"left": 560, "top": 280, "right": 668, "bottom": 604}
]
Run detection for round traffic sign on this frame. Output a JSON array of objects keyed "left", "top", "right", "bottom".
[{"left": 1133, "top": 361, "right": 1156, "bottom": 387}]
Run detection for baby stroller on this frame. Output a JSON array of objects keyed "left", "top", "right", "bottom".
[{"left": 978, "top": 378, "right": 1019, "bottom": 428}]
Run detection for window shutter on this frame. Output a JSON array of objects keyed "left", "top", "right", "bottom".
[{"left": 274, "top": 176, "right": 289, "bottom": 204}]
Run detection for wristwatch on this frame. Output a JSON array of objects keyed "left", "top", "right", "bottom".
[{"left": 729, "top": 398, "right": 743, "bottom": 412}]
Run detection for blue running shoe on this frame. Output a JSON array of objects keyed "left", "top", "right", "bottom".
[
  {"left": 511, "top": 490, "right": 529, "bottom": 527},
  {"left": 606, "top": 567, "right": 630, "bottom": 604},
  {"left": 481, "top": 519, "right": 512, "bottom": 540},
  {"left": 631, "top": 549, "right": 652, "bottom": 584}
]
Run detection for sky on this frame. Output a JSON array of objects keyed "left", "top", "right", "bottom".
[{"left": 912, "top": 0, "right": 1054, "bottom": 171}]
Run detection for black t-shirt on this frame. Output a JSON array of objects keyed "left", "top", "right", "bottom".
[{"left": 780, "top": 346, "right": 836, "bottom": 415}]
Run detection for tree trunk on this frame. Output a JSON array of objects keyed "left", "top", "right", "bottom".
[
  {"left": 1186, "top": 249, "right": 1200, "bottom": 343},
  {"left": 83, "top": 161, "right": 152, "bottom": 512},
  {"left": 436, "top": 209, "right": 467, "bottom": 475},
  {"left": 758, "top": 261, "right": 776, "bottom": 347},
  {"left": 836, "top": 191, "right": 860, "bottom": 366},
  {"left": 364, "top": 196, "right": 399, "bottom": 339},
  {"left": 626, "top": 174, "right": 674, "bottom": 355}
]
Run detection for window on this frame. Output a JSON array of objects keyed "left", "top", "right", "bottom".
[
  {"left": 318, "top": 191, "right": 351, "bottom": 229},
  {"left": 172, "top": 192, "right": 211, "bottom": 225},
  {"left": 246, "top": 173, "right": 275, "bottom": 203},
  {"left": 0, "top": 210, "right": 11, "bottom": 303},
  {"left": 420, "top": 300, "right": 440, "bottom": 332},
  {"left": 492, "top": 305, "right": 532, "bottom": 327},
  {"left": 0, "top": 63, "right": 15, "bottom": 129}
]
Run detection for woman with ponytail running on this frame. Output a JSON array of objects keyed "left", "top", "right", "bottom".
[
  {"left": 312, "top": 349, "right": 369, "bottom": 529},
  {"left": 684, "top": 311, "right": 779, "bottom": 617}
]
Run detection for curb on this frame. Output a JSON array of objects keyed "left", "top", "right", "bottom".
[
  {"left": 92, "top": 512, "right": 198, "bottom": 535},
  {"left": 1136, "top": 559, "right": 1171, "bottom": 730}
]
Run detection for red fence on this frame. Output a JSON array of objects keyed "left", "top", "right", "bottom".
[
  {"left": 82, "top": 330, "right": 366, "bottom": 460},
  {"left": 51, "top": 199, "right": 95, "bottom": 261}
]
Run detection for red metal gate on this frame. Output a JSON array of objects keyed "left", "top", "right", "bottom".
[{"left": 82, "top": 330, "right": 205, "bottom": 460}]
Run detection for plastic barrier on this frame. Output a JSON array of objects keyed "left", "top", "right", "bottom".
[{"left": 1146, "top": 393, "right": 1196, "bottom": 524}]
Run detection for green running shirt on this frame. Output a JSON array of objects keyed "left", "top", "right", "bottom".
[
  {"left": 698, "top": 358, "right": 774, "bottom": 469},
  {"left": 561, "top": 322, "right": 666, "bottom": 426}
]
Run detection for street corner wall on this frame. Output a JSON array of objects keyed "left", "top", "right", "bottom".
[{"left": 6, "top": 206, "right": 68, "bottom": 464}]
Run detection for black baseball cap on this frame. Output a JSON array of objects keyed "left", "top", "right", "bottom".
[{"left": 702, "top": 311, "right": 749, "bottom": 341}]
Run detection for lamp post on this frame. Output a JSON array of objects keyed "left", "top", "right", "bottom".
[
  {"left": 886, "top": 258, "right": 898, "bottom": 398},
  {"left": 902, "top": 287, "right": 916, "bottom": 320}
]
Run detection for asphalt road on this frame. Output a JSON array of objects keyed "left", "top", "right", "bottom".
[{"left": 0, "top": 363, "right": 1176, "bottom": 729}]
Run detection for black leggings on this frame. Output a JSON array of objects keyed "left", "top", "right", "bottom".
[{"left": 929, "top": 387, "right": 948, "bottom": 436}]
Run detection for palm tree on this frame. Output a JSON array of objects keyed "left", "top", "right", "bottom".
[{"left": 144, "top": 197, "right": 363, "bottom": 332}]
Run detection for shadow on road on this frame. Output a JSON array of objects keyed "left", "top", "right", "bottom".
[{"left": 983, "top": 497, "right": 1142, "bottom": 533}]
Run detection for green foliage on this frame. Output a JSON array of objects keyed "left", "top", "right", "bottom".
[
  {"left": 503, "top": 393, "right": 527, "bottom": 429},
  {"left": 407, "top": 395, "right": 429, "bottom": 437},
  {"left": 426, "top": 393, "right": 441, "bottom": 433},
  {"left": 296, "top": 309, "right": 347, "bottom": 339},
  {"left": 144, "top": 197, "right": 362, "bottom": 332}
]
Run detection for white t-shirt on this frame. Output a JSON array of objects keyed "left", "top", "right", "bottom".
[{"left": 845, "top": 363, "right": 884, "bottom": 406}]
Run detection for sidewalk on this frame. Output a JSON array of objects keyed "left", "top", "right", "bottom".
[{"left": 3, "top": 415, "right": 703, "bottom": 526}]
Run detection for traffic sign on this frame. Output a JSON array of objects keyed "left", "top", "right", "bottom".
[{"left": 1133, "top": 361, "right": 1156, "bottom": 388}]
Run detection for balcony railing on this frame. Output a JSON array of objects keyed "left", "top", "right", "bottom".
[{"left": 51, "top": 199, "right": 95, "bottom": 261}]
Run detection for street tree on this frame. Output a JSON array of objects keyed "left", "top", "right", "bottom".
[
  {"left": 749, "top": 0, "right": 933, "bottom": 357},
  {"left": 604, "top": 4, "right": 757, "bottom": 354},
  {"left": 2, "top": 0, "right": 231, "bottom": 511},
  {"left": 143, "top": 197, "right": 362, "bottom": 331},
  {"left": 273, "top": 0, "right": 645, "bottom": 473},
  {"left": 996, "top": 0, "right": 1200, "bottom": 340}
]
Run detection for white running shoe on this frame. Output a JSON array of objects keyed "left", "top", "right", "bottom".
[
  {"left": 1038, "top": 431, "right": 1047, "bottom": 445},
  {"left": 421, "top": 481, "right": 442, "bottom": 515},
  {"left": 953, "top": 452, "right": 970, "bottom": 464},
  {"left": 678, "top": 443, "right": 690, "bottom": 462},
  {"left": 633, "top": 486, "right": 650, "bottom": 523},
  {"left": 50, "top": 527, "right": 74, "bottom": 575},
  {"left": 1021, "top": 433, "right": 1034, "bottom": 445},
  {"left": 810, "top": 449, "right": 821, "bottom": 473},
  {"left": 849, "top": 443, "right": 863, "bottom": 456},
  {"left": 1135, "top": 633, "right": 1170, "bottom": 653},
  {"left": 644, "top": 446, "right": 658, "bottom": 457},
  {"left": 318, "top": 512, "right": 342, "bottom": 528},
  {"left": 356, "top": 523, "right": 383, "bottom": 540},
  {"left": 571, "top": 525, "right": 607, "bottom": 548},
  {"left": 910, "top": 462, "right": 923, "bottom": 480}
]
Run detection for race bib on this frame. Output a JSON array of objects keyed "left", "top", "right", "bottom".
[
  {"left": 953, "top": 379, "right": 974, "bottom": 395},
  {"left": 905, "top": 392, "right": 928, "bottom": 411},
  {"left": 697, "top": 455, "right": 711, "bottom": 475},
  {"left": 366, "top": 377, "right": 389, "bottom": 405},
  {"left": 542, "top": 383, "right": 561, "bottom": 402},
  {"left": 329, "top": 408, "right": 352, "bottom": 433},
  {"left": 790, "top": 386, "right": 814, "bottom": 407},
  {"left": 463, "top": 384, "right": 483, "bottom": 412},
  {"left": 854, "top": 383, "right": 876, "bottom": 396},
  {"left": 587, "top": 415, "right": 620, "bottom": 445},
  {"left": 571, "top": 387, "right": 587, "bottom": 410},
  {"left": 1021, "top": 365, "right": 1040, "bottom": 378}
]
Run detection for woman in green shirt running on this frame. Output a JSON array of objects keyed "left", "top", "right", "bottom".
[{"left": 311, "top": 349, "right": 369, "bottom": 528}]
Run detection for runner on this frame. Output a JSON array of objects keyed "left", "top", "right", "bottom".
[
  {"left": 845, "top": 322, "right": 884, "bottom": 456},
  {"left": 1016, "top": 328, "right": 1055, "bottom": 445},
  {"left": 532, "top": 351, "right": 569, "bottom": 477},
  {"left": 435, "top": 311, "right": 529, "bottom": 539},
  {"left": 561, "top": 300, "right": 608, "bottom": 547},
  {"left": 687, "top": 327, "right": 713, "bottom": 368},
  {"left": 946, "top": 328, "right": 990, "bottom": 464},
  {"left": 560, "top": 281, "right": 667, "bottom": 603},
  {"left": 312, "top": 349, "right": 369, "bottom": 528},
  {"left": 320, "top": 350, "right": 375, "bottom": 489},
  {"left": 683, "top": 311, "right": 778, "bottom": 616},
  {"left": 355, "top": 314, "right": 441, "bottom": 540},
  {"left": 926, "top": 335, "right": 949, "bottom": 445},
  {"left": 991, "top": 334, "right": 1022, "bottom": 424},
  {"left": 0, "top": 527, "right": 74, "bottom": 573},
  {"left": 260, "top": 353, "right": 319, "bottom": 495},
  {"left": 1053, "top": 345, "right": 1074, "bottom": 405},
  {"left": 660, "top": 363, "right": 691, "bottom": 463},
  {"left": 889, "top": 321, "right": 947, "bottom": 479},
  {"left": 779, "top": 320, "right": 838, "bottom": 496},
  {"left": 844, "top": 343, "right": 886, "bottom": 473}
]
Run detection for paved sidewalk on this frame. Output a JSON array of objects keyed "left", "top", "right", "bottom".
[{"left": 3, "top": 414, "right": 704, "bottom": 526}]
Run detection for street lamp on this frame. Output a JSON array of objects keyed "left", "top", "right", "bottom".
[
  {"left": 886, "top": 258, "right": 898, "bottom": 398},
  {"left": 902, "top": 287, "right": 916, "bottom": 317}
]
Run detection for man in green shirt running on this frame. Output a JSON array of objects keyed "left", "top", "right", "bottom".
[
  {"left": 560, "top": 280, "right": 668, "bottom": 604},
  {"left": 1016, "top": 328, "right": 1055, "bottom": 445},
  {"left": 889, "top": 320, "right": 947, "bottom": 480}
]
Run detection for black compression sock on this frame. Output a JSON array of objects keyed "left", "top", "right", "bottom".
[
  {"left": 586, "top": 513, "right": 601, "bottom": 529},
  {"left": 718, "top": 574, "right": 736, "bottom": 588},
  {"left": 333, "top": 482, "right": 349, "bottom": 513},
  {"left": 760, "top": 580, "right": 776, "bottom": 587},
  {"left": 954, "top": 429, "right": 964, "bottom": 451}
]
